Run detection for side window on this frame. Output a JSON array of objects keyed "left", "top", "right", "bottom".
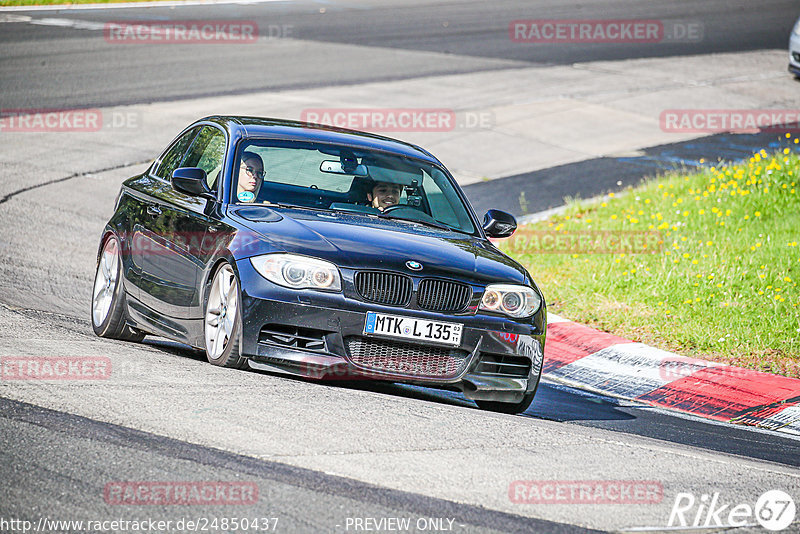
[
  {"left": 424, "top": 169, "right": 474, "bottom": 230},
  {"left": 182, "top": 126, "right": 226, "bottom": 191},
  {"left": 155, "top": 127, "right": 199, "bottom": 181}
]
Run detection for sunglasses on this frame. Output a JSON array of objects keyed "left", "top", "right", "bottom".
[{"left": 244, "top": 166, "right": 265, "bottom": 179}]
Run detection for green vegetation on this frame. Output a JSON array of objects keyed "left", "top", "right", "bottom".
[{"left": 503, "top": 138, "right": 800, "bottom": 377}]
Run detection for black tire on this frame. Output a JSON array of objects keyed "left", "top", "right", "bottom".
[
  {"left": 203, "top": 263, "right": 247, "bottom": 369},
  {"left": 475, "top": 363, "right": 542, "bottom": 414},
  {"left": 91, "top": 235, "right": 146, "bottom": 342},
  {"left": 475, "top": 392, "right": 536, "bottom": 414}
]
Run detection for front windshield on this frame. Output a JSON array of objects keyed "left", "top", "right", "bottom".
[{"left": 232, "top": 139, "right": 477, "bottom": 235}]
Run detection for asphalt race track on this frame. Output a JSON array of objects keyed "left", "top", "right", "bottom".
[
  {"left": 1, "top": 1, "right": 799, "bottom": 532},
  {"left": 0, "top": 0, "right": 796, "bottom": 109}
]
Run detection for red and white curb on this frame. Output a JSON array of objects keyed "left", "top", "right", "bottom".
[{"left": 544, "top": 314, "right": 800, "bottom": 435}]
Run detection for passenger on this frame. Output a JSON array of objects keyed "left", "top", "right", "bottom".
[
  {"left": 367, "top": 180, "right": 403, "bottom": 211},
  {"left": 237, "top": 151, "right": 264, "bottom": 202}
]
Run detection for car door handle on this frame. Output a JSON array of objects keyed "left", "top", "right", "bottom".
[{"left": 146, "top": 205, "right": 162, "bottom": 216}]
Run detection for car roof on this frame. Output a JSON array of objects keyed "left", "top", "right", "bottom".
[{"left": 199, "top": 115, "right": 441, "bottom": 164}]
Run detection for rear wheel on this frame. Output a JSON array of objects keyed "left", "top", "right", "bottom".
[
  {"left": 204, "top": 263, "right": 247, "bottom": 369},
  {"left": 91, "top": 235, "right": 145, "bottom": 342}
]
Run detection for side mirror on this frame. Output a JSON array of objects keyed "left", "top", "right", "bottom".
[
  {"left": 172, "top": 167, "right": 213, "bottom": 198},
  {"left": 483, "top": 209, "right": 517, "bottom": 238}
]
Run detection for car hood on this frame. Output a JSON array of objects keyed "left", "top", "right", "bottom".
[{"left": 229, "top": 207, "right": 528, "bottom": 285}]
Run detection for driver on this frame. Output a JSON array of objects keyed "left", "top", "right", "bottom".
[
  {"left": 367, "top": 181, "right": 403, "bottom": 211},
  {"left": 237, "top": 151, "right": 264, "bottom": 203}
]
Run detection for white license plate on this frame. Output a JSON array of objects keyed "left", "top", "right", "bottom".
[{"left": 363, "top": 312, "right": 463, "bottom": 347}]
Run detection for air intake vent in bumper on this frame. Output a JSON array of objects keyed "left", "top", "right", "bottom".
[
  {"left": 474, "top": 353, "right": 531, "bottom": 378},
  {"left": 258, "top": 324, "right": 328, "bottom": 352},
  {"left": 345, "top": 336, "right": 468, "bottom": 378}
]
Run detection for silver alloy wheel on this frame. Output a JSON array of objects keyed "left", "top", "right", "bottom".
[
  {"left": 92, "top": 238, "right": 119, "bottom": 327},
  {"left": 205, "top": 265, "right": 239, "bottom": 359}
]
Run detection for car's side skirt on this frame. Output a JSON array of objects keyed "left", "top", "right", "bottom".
[{"left": 125, "top": 294, "right": 205, "bottom": 349}]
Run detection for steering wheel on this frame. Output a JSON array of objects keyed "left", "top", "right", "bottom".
[
  {"left": 381, "top": 204, "right": 408, "bottom": 214},
  {"left": 380, "top": 204, "right": 440, "bottom": 224}
]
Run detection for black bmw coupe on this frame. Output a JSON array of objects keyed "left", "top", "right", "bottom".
[{"left": 91, "top": 116, "right": 546, "bottom": 413}]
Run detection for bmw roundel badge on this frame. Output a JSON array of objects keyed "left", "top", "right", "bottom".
[{"left": 405, "top": 260, "right": 423, "bottom": 271}]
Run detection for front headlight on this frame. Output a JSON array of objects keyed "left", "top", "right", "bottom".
[
  {"left": 479, "top": 284, "right": 541, "bottom": 318},
  {"left": 250, "top": 254, "right": 342, "bottom": 291}
]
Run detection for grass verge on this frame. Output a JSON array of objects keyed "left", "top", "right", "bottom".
[{"left": 501, "top": 138, "right": 800, "bottom": 378}]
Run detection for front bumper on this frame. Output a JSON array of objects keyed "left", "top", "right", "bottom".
[{"left": 237, "top": 260, "right": 545, "bottom": 403}]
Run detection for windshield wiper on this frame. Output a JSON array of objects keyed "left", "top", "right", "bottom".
[
  {"left": 265, "top": 202, "right": 333, "bottom": 213},
  {"left": 378, "top": 213, "right": 475, "bottom": 235},
  {"left": 259, "top": 203, "right": 474, "bottom": 234},
  {"left": 376, "top": 213, "right": 455, "bottom": 232}
]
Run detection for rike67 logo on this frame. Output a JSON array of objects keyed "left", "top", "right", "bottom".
[{"left": 669, "top": 490, "right": 796, "bottom": 531}]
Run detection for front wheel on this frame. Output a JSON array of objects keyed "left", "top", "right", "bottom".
[
  {"left": 91, "top": 235, "right": 145, "bottom": 342},
  {"left": 204, "top": 263, "right": 247, "bottom": 369},
  {"left": 475, "top": 391, "right": 536, "bottom": 414}
]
